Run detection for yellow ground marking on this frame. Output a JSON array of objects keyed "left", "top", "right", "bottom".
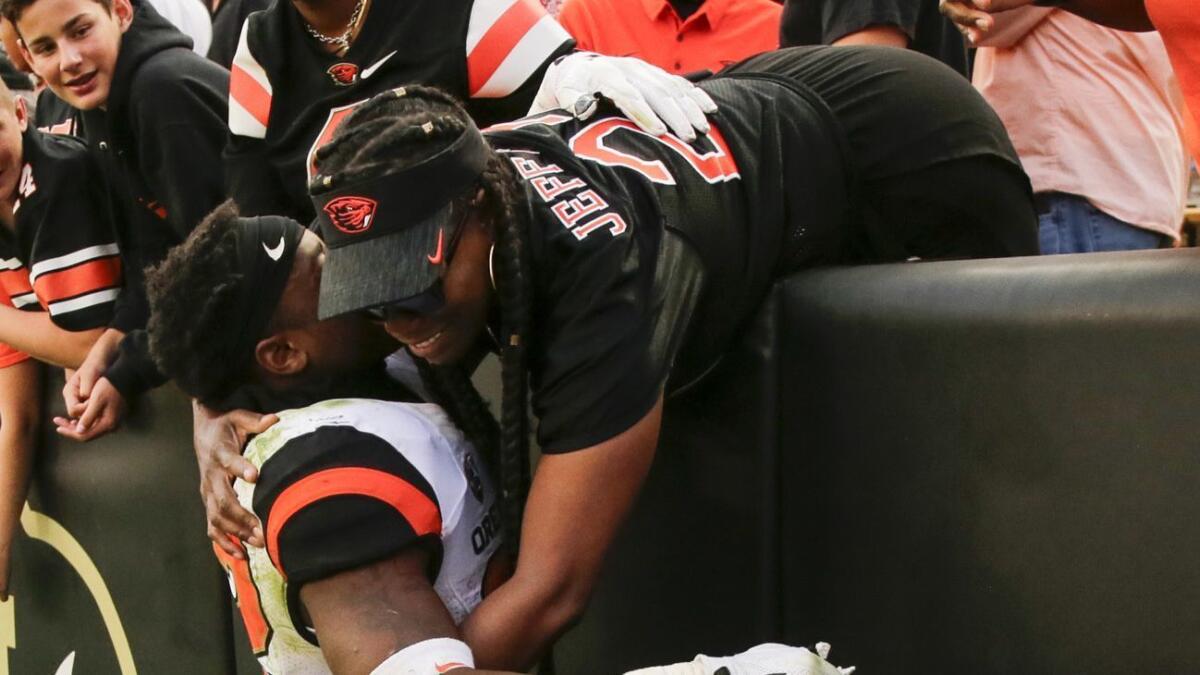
[{"left": 2, "top": 503, "right": 137, "bottom": 674}]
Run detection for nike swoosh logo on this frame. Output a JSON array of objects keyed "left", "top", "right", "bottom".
[
  {"left": 434, "top": 663, "right": 467, "bottom": 673},
  {"left": 361, "top": 50, "right": 397, "bottom": 80},
  {"left": 263, "top": 237, "right": 286, "bottom": 261},
  {"left": 427, "top": 228, "right": 445, "bottom": 265}
]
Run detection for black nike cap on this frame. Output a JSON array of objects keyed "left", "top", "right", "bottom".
[{"left": 311, "top": 116, "right": 491, "bottom": 320}]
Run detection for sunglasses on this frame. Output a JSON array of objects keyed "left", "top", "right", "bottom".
[{"left": 363, "top": 200, "right": 471, "bottom": 320}]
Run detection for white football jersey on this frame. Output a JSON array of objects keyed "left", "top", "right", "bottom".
[{"left": 213, "top": 399, "right": 503, "bottom": 674}]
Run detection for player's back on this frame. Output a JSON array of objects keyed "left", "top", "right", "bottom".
[{"left": 214, "top": 398, "right": 503, "bottom": 674}]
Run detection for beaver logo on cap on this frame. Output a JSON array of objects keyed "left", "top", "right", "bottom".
[
  {"left": 327, "top": 63, "right": 359, "bottom": 86},
  {"left": 323, "top": 196, "right": 377, "bottom": 234}
]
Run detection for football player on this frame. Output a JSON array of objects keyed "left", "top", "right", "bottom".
[
  {"left": 145, "top": 204, "right": 853, "bottom": 675},
  {"left": 0, "top": 79, "right": 122, "bottom": 600},
  {"left": 225, "top": 0, "right": 718, "bottom": 223},
  {"left": 199, "top": 45, "right": 1039, "bottom": 670},
  {"left": 2, "top": 0, "right": 229, "bottom": 440}
]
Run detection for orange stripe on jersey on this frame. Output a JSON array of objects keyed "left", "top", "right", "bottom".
[
  {"left": 0, "top": 268, "right": 32, "bottom": 298},
  {"left": 0, "top": 294, "right": 29, "bottom": 367},
  {"left": 467, "top": 0, "right": 545, "bottom": 96},
  {"left": 0, "top": 345, "right": 29, "bottom": 368},
  {"left": 265, "top": 467, "right": 442, "bottom": 577},
  {"left": 231, "top": 64, "right": 272, "bottom": 129},
  {"left": 32, "top": 257, "right": 122, "bottom": 304}
]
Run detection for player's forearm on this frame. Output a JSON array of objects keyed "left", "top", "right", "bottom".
[
  {"left": 461, "top": 569, "right": 587, "bottom": 670},
  {"left": 0, "top": 306, "right": 102, "bottom": 369}
]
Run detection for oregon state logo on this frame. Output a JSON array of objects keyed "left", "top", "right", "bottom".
[
  {"left": 323, "top": 196, "right": 377, "bottom": 234},
  {"left": 327, "top": 63, "right": 359, "bottom": 86}
]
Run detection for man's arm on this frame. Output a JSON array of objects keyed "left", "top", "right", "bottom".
[
  {"left": 941, "top": 0, "right": 1153, "bottom": 37},
  {"left": 0, "top": 304, "right": 102, "bottom": 369},
  {"left": 0, "top": 360, "right": 40, "bottom": 600},
  {"left": 461, "top": 397, "right": 662, "bottom": 670}
]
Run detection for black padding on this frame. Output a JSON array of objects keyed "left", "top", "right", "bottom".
[
  {"left": 563, "top": 248, "right": 1200, "bottom": 674},
  {"left": 777, "top": 248, "right": 1200, "bottom": 673}
]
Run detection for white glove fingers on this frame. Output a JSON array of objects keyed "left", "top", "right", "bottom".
[
  {"left": 678, "top": 93, "right": 710, "bottom": 136},
  {"left": 597, "top": 75, "right": 669, "bottom": 136},
  {"left": 688, "top": 85, "right": 718, "bottom": 113}
]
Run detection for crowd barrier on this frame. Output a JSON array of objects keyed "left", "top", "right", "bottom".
[{"left": 12, "top": 248, "right": 1200, "bottom": 673}]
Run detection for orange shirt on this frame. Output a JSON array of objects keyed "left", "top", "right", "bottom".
[
  {"left": 557, "top": 0, "right": 781, "bottom": 75},
  {"left": 1146, "top": 0, "right": 1200, "bottom": 160}
]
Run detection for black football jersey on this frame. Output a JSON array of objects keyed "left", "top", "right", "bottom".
[
  {"left": 227, "top": 0, "right": 574, "bottom": 222},
  {"left": 484, "top": 72, "right": 843, "bottom": 452},
  {"left": 0, "top": 129, "right": 122, "bottom": 367}
]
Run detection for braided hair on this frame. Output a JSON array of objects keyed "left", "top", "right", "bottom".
[{"left": 312, "top": 86, "right": 532, "bottom": 555}]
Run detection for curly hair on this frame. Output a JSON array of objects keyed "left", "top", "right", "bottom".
[
  {"left": 145, "top": 200, "right": 251, "bottom": 407},
  {"left": 312, "top": 86, "right": 532, "bottom": 556}
]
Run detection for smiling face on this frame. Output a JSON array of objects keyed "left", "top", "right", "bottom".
[
  {"left": 15, "top": 0, "right": 130, "bottom": 111},
  {"left": 382, "top": 206, "right": 495, "bottom": 366}
]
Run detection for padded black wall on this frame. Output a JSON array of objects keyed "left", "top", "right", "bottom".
[{"left": 776, "top": 249, "right": 1200, "bottom": 673}]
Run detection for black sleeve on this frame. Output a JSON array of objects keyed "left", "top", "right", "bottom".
[
  {"left": 781, "top": 0, "right": 919, "bottom": 47},
  {"left": 251, "top": 426, "right": 443, "bottom": 585},
  {"left": 24, "top": 150, "right": 122, "bottom": 332},
  {"left": 132, "top": 58, "right": 230, "bottom": 239},
  {"left": 104, "top": 328, "right": 168, "bottom": 398},
  {"left": 207, "top": 0, "right": 272, "bottom": 69},
  {"left": 32, "top": 89, "right": 79, "bottom": 134},
  {"left": 465, "top": 41, "right": 575, "bottom": 129},
  {"left": 515, "top": 164, "right": 668, "bottom": 453},
  {"left": 223, "top": 132, "right": 300, "bottom": 219}
]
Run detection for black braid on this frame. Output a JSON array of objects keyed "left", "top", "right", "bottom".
[{"left": 313, "top": 86, "right": 533, "bottom": 555}]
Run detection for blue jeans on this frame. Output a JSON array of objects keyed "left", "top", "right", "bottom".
[{"left": 1037, "top": 192, "right": 1172, "bottom": 254}]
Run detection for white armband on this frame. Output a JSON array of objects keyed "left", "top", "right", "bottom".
[{"left": 370, "top": 638, "right": 475, "bottom": 674}]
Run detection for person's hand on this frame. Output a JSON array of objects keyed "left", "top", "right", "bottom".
[
  {"left": 625, "top": 642, "right": 855, "bottom": 675},
  {"left": 530, "top": 52, "right": 718, "bottom": 142},
  {"left": 63, "top": 328, "right": 123, "bottom": 418},
  {"left": 939, "top": 0, "right": 1036, "bottom": 43},
  {"left": 193, "top": 400, "right": 277, "bottom": 559},
  {"left": 53, "top": 377, "right": 125, "bottom": 442}
]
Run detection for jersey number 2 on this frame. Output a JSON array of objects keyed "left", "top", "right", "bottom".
[{"left": 567, "top": 119, "right": 740, "bottom": 186}]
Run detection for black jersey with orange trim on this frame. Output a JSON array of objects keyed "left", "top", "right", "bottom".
[
  {"left": 483, "top": 69, "right": 852, "bottom": 453},
  {"left": 226, "top": 0, "right": 573, "bottom": 222},
  {"left": 0, "top": 128, "right": 121, "bottom": 337},
  {"left": 221, "top": 399, "right": 502, "bottom": 673},
  {"left": 485, "top": 46, "right": 1029, "bottom": 453}
]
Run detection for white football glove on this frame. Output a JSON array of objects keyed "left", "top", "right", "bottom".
[
  {"left": 624, "top": 642, "right": 856, "bottom": 675},
  {"left": 530, "top": 51, "right": 718, "bottom": 142}
]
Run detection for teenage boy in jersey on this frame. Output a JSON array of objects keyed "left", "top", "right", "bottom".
[
  {"left": 146, "top": 202, "right": 850, "bottom": 675},
  {"left": 1, "top": 0, "right": 228, "bottom": 441},
  {"left": 0, "top": 79, "right": 122, "bottom": 600}
]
